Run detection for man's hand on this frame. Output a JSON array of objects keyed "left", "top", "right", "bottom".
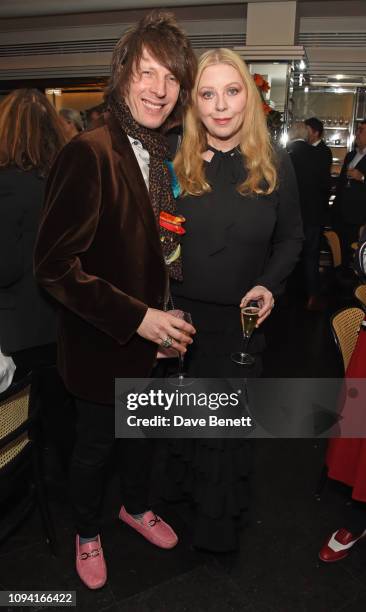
[
  {"left": 240, "top": 285, "right": 274, "bottom": 326},
  {"left": 137, "top": 308, "right": 196, "bottom": 355},
  {"left": 347, "top": 168, "right": 365, "bottom": 182}
]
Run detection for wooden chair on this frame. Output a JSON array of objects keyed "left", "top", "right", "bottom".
[
  {"left": 0, "top": 372, "right": 56, "bottom": 552},
  {"left": 331, "top": 307, "right": 365, "bottom": 372},
  {"left": 324, "top": 230, "right": 342, "bottom": 268},
  {"left": 354, "top": 284, "right": 366, "bottom": 311}
]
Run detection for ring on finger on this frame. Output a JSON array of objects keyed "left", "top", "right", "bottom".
[{"left": 161, "top": 335, "right": 173, "bottom": 349}]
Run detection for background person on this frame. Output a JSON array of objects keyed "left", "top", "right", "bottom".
[
  {"left": 333, "top": 120, "right": 366, "bottom": 269},
  {"left": 34, "top": 11, "right": 196, "bottom": 590},
  {"left": 59, "top": 108, "right": 84, "bottom": 141},
  {"left": 0, "top": 89, "right": 71, "bottom": 475},
  {"left": 164, "top": 48, "right": 303, "bottom": 553},
  {"left": 287, "top": 121, "right": 326, "bottom": 310}
]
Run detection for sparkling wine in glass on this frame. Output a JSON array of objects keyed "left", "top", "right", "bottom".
[
  {"left": 231, "top": 304, "right": 260, "bottom": 366},
  {"left": 168, "top": 310, "right": 194, "bottom": 387}
]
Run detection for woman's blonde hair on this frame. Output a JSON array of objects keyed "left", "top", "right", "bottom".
[
  {"left": 174, "top": 48, "right": 277, "bottom": 196},
  {"left": 0, "top": 89, "right": 67, "bottom": 177}
]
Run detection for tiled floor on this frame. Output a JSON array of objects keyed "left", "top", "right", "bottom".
[{"left": 1, "top": 269, "right": 365, "bottom": 612}]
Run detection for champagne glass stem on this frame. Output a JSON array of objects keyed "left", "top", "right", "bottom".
[
  {"left": 242, "top": 335, "right": 250, "bottom": 355},
  {"left": 178, "top": 353, "right": 185, "bottom": 378}
]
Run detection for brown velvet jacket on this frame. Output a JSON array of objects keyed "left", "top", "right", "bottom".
[{"left": 34, "top": 114, "right": 167, "bottom": 404}]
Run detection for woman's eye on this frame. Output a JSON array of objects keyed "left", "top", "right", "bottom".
[
  {"left": 201, "top": 91, "right": 214, "bottom": 99},
  {"left": 142, "top": 70, "right": 151, "bottom": 77},
  {"left": 227, "top": 88, "right": 239, "bottom": 95}
]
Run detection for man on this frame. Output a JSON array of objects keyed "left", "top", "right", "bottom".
[
  {"left": 305, "top": 116, "right": 333, "bottom": 174},
  {"left": 333, "top": 120, "right": 366, "bottom": 268},
  {"left": 305, "top": 116, "right": 332, "bottom": 216},
  {"left": 34, "top": 11, "right": 197, "bottom": 590},
  {"left": 287, "top": 122, "right": 326, "bottom": 310},
  {"left": 59, "top": 108, "right": 84, "bottom": 141}
]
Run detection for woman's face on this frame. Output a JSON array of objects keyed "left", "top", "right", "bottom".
[{"left": 196, "top": 62, "right": 247, "bottom": 148}]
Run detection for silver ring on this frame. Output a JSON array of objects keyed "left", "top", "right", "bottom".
[{"left": 161, "top": 335, "right": 173, "bottom": 348}]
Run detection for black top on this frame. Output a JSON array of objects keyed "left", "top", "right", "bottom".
[
  {"left": 172, "top": 146, "right": 303, "bottom": 305},
  {"left": 334, "top": 150, "right": 366, "bottom": 225},
  {"left": 0, "top": 167, "right": 57, "bottom": 353}
]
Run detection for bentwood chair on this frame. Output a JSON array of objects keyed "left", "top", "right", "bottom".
[
  {"left": 331, "top": 306, "right": 365, "bottom": 372},
  {"left": 354, "top": 284, "right": 366, "bottom": 311},
  {"left": 0, "top": 372, "right": 56, "bottom": 552},
  {"left": 315, "top": 306, "right": 365, "bottom": 498},
  {"left": 324, "top": 230, "right": 342, "bottom": 268}
]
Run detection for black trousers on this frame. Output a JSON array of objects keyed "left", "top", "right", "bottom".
[{"left": 71, "top": 397, "right": 154, "bottom": 537}]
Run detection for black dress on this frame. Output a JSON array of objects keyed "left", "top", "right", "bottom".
[{"left": 165, "top": 146, "right": 303, "bottom": 551}]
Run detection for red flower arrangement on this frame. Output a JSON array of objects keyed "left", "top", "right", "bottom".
[
  {"left": 253, "top": 73, "right": 271, "bottom": 115},
  {"left": 253, "top": 73, "right": 270, "bottom": 93}
]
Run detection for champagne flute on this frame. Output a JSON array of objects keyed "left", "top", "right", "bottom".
[
  {"left": 168, "top": 310, "right": 193, "bottom": 387},
  {"left": 231, "top": 303, "right": 260, "bottom": 366}
]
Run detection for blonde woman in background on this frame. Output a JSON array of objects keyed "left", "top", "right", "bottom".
[{"left": 165, "top": 49, "right": 303, "bottom": 552}]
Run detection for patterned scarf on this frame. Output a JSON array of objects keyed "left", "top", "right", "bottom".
[{"left": 110, "top": 96, "right": 182, "bottom": 281}]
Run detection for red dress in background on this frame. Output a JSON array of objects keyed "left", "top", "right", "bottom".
[{"left": 326, "top": 320, "right": 366, "bottom": 502}]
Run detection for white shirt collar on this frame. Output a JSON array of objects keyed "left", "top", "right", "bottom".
[{"left": 127, "top": 135, "right": 150, "bottom": 190}]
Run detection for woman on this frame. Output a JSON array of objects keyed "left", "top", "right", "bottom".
[
  {"left": 165, "top": 49, "right": 303, "bottom": 552},
  {"left": 319, "top": 232, "right": 366, "bottom": 563},
  {"left": 0, "top": 89, "right": 70, "bottom": 470}
]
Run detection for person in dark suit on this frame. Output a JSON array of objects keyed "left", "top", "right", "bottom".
[
  {"left": 305, "top": 116, "right": 332, "bottom": 181},
  {"left": 34, "top": 11, "right": 197, "bottom": 590},
  {"left": 164, "top": 49, "right": 303, "bottom": 553},
  {"left": 333, "top": 120, "right": 366, "bottom": 268},
  {"left": 305, "top": 117, "right": 332, "bottom": 223},
  {"left": 0, "top": 88, "right": 71, "bottom": 471},
  {"left": 287, "top": 122, "right": 326, "bottom": 309}
]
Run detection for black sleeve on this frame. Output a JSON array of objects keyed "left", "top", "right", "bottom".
[
  {"left": 0, "top": 177, "right": 24, "bottom": 287},
  {"left": 255, "top": 150, "right": 304, "bottom": 296}
]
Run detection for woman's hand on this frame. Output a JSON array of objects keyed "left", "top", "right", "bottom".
[{"left": 240, "top": 285, "right": 274, "bottom": 326}]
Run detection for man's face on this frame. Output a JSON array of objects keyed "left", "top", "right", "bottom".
[
  {"left": 306, "top": 125, "right": 319, "bottom": 144},
  {"left": 355, "top": 123, "right": 366, "bottom": 149},
  {"left": 125, "top": 48, "right": 180, "bottom": 129}
]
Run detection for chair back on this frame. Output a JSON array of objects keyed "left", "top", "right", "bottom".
[
  {"left": 354, "top": 284, "right": 366, "bottom": 311},
  {"left": 324, "top": 230, "right": 342, "bottom": 268},
  {"left": 331, "top": 307, "right": 365, "bottom": 371},
  {"left": 0, "top": 373, "right": 34, "bottom": 471}
]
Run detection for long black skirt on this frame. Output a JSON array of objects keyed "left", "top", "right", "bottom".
[{"left": 164, "top": 295, "right": 262, "bottom": 552}]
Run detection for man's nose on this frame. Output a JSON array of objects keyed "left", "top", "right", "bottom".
[{"left": 150, "top": 75, "right": 167, "bottom": 98}]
